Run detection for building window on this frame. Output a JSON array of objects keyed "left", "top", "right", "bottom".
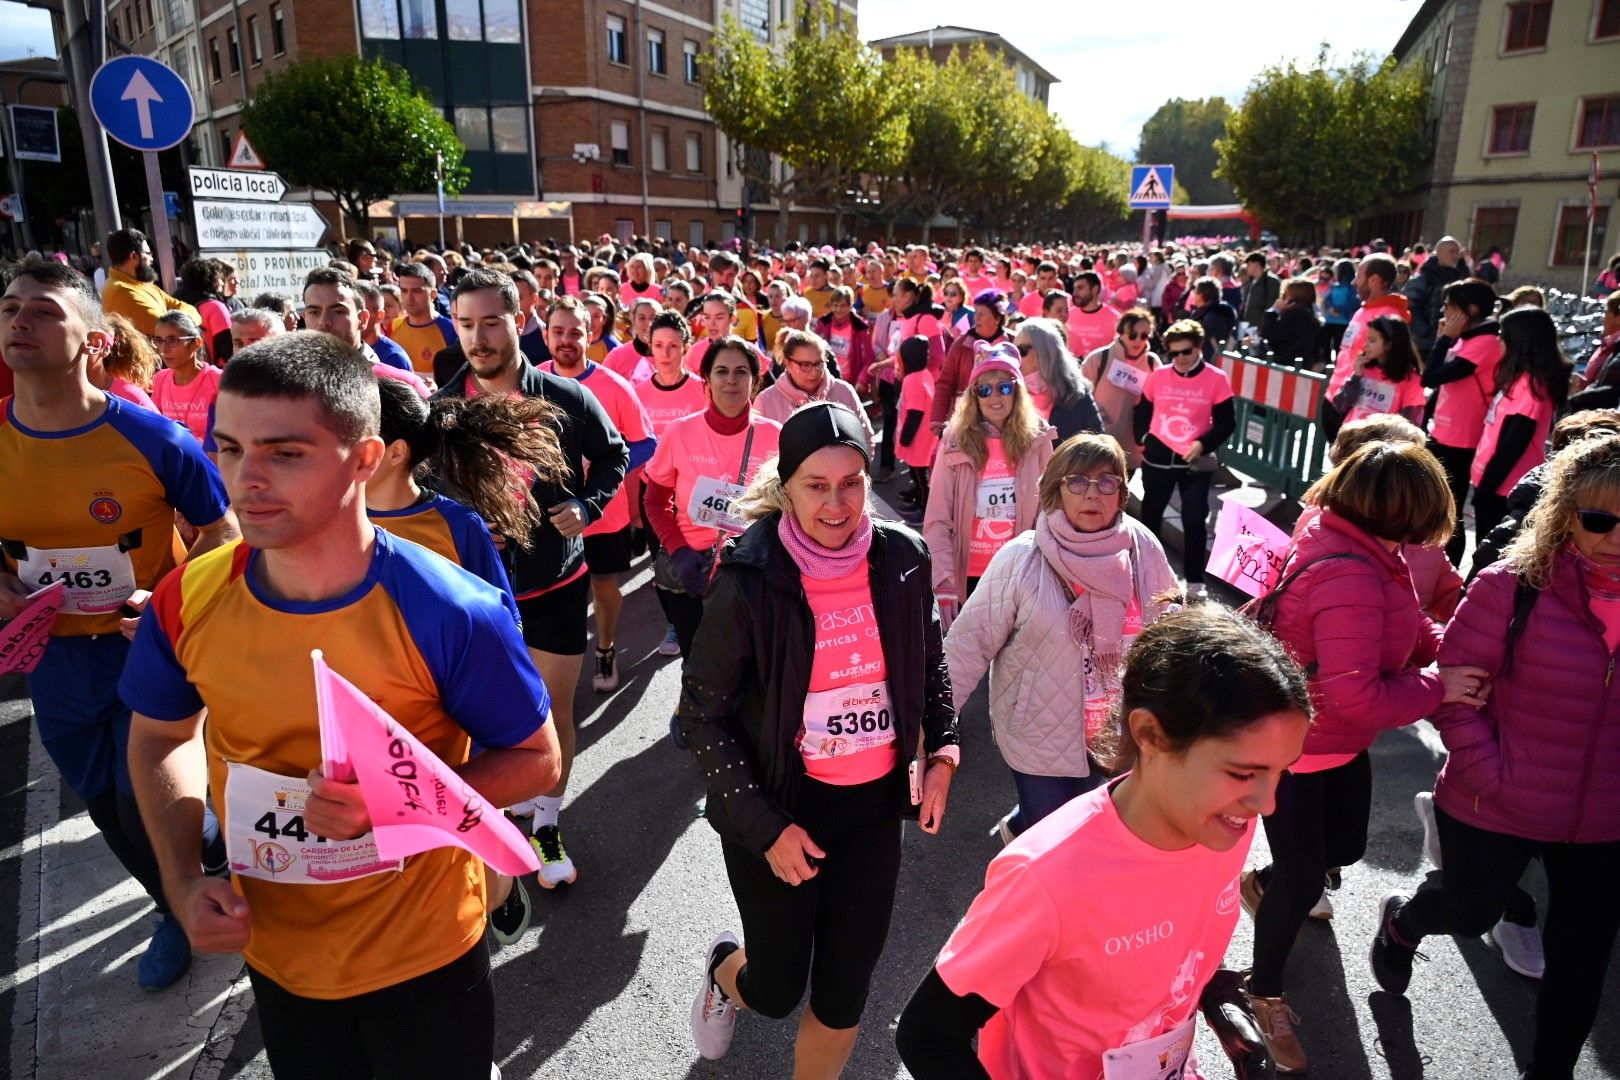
[
  {"left": 1554, "top": 203, "right": 1609, "bottom": 264},
  {"left": 606, "top": 16, "right": 627, "bottom": 64},
  {"left": 209, "top": 37, "right": 222, "bottom": 81},
  {"left": 614, "top": 218, "right": 634, "bottom": 242},
  {"left": 1488, "top": 104, "right": 1536, "bottom": 154},
  {"left": 272, "top": 4, "right": 286, "bottom": 54},
  {"left": 490, "top": 107, "right": 528, "bottom": 153},
  {"left": 446, "top": 0, "right": 481, "bottom": 40},
  {"left": 483, "top": 0, "right": 521, "bottom": 43},
  {"left": 684, "top": 39, "right": 700, "bottom": 83},
  {"left": 648, "top": 28, "right": 666, "bottom": 75},
  {"left": 220, "top": 128, "right": 231, "bottom": 161},
  {"left": 739, "top": 0, "right": 769, "bottom": 42},
  {"left": 689, "top": 219, "right": 704, "bottom": 247},
  {"left": 226, "top": 26, "right": 241, "bottom": 72},
  {"left": 651, "top": 128, "right": 668, "bottom": 171},
  {"left": 1503, "top": 0, "right": 1552, "bottom": 52},
  {"left": 247, "top": 16, "right": 262, "bottom": 65},
  {"left": 1472, "top": 205, "right": 1520, "bottom": 262},
  {"left": 401, "top": 0, "right": 437, "bottom": 39},
  {"left": 455, "top": 106, "right": 491, "bottom": 152},
  {"left": 686, "top": 132, "right": 702, "bottom": 173},
  {"left": 1598, "top": 0, "right": 1620, "bottom": 39},
  {"left": 1577, "top": 95, "right": 1620, "bottom": 148},
  {"left": 654, "top": 219, "right": 673, "bottom": 241},
  {"left": 610, "top": 120, "right": 631, "bottom": 165}
]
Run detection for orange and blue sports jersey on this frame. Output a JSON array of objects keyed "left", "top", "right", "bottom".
[
  {"left": 0, "top": 394, "right": 229, "bottom": 637},
  {"left": 367, "top": 492, "right": 515, "bottom": 614},
  {"left": 118, "top": 528, "right": 550, "bottom": 999}
]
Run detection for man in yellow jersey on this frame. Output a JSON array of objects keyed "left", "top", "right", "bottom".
[
  {"left": 390, "top": 262, "right": 457, "bottom": 376},
  {"left": 99, "top": 228, "right": 198, "bottom": 336}
]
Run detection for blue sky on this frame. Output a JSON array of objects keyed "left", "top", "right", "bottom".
[{"left": 0, "top": 2, "right": 55, "bottom": 61}]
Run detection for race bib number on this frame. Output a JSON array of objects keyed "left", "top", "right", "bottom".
[
  {"left": 828, "top": 334, "right": 851, "bottom": 358},
  {"left": 1356, "top": 377, "right": 1397, "bottom": 415},
  {"left": 975, "top": 475, "right": 1018, "bottom": 521},
  {"left": 687, "top": 475, "right": 747, "bottom": 535},
  {"left": 224, "top": 762, "right": 401, "bottom": 884},
  {"left": 17, "top": 544, "right": 137, "bottom": 616},
  {"left": 1102, "top": 1016, "right": 1195, "bottom": 1080},
  {"left": 801, "top": 682, "right": 896, "bottom": 760},
  {"left": 1106, "top": 362, "right": 1148, "bottom": 397}
]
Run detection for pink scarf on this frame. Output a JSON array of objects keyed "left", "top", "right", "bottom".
[
  {"left": 1034, "top": 509, "right": 1138, "bottom": 673},
  {"left": 778, "top": 510, "right": 873, "bottom": 580}
]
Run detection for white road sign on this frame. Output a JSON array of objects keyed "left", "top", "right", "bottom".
[
  {"left": 202, "top": 249, "right": 329, "bottom": 297},
  {"left": 188, "top": 167, "right": 288, "bottom": 202},
  {"left": 193, "top": 199, "right": 327, "bottom": 250}
]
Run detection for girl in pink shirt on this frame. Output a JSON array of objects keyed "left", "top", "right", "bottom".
[
  {"left": 898, "top": 604, "right": 1312, "bottom": 1080},
  {"left": 895, "top": 337, "right": 939, "bottom": 509},
  {"left": 149, "top": 311, "right": 220, "bottom": 442},
  {"left": 1422, "top": 278, "right": 1502, "bottom": 565},
  {"left": 1333, "top": 315, "right": 1426, "bottom": 426}
]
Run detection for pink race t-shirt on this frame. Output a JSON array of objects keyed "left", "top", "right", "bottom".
[
  {"left": 602, "top": 341, "right": 655, "bottom": 384},
  {"left": 1067, "top": 305, "right": 1118, "bottom": 359},
  {"left": 897, "top": 370, "right": 938, "bottom": 469},
  {"left": 967, "top": 439, "right": 1019, "bottom": 578},
  {"left": 1142, "top": 363, "right": 1234, "bottom": 457},
  {"left": 1471, "top": 374, "right": 1556, "bottom": 496},
  {"left": 1427, "top": 333, "right": 1503, "bottom": 449},
  {"left": 642, "top": 411, "right": 781, "bottom": 551},
  {"left": 619, "top": 281, "right": 663, "bottom": 309},
  {"left": 936, "top": 783, "right": 1249, "bottom": 1080},
  {"left": 108, "top": 376, "right": 156, "bottom": 411},
  {"left": 1342, "top": 369, "right": 1425, "bottom": 424},
  {"left": 151, "top": 364, "right": 222, "bottom": 442},
  {"left": 634, "top": 372, "right": 709, "bottom": 437},
  {"left": 541, "top": 361, "right": 654, "bottom": 535},
  {"left": 799, "top": 567, "right": 898, "bottom": 785}
]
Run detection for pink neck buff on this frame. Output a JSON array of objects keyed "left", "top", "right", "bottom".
[{"left": 778, "top": 510, "right": 873, "bottom": 580}]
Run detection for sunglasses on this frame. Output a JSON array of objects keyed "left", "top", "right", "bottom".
[
  {"left": 1167, "top": 346, "right": 1198, "bottom": 359},
  {"left": 1127, "top": 331, "right": 1152, "bottom": 341},
  {"left": 975, "top": 382, "right": 1017, "bottom": 398},
  {"left": 1062, "top": 474, "right": 1123, "bottom": 496},
  {"left": 1015, "top": 342, "right": 1034, "bottom": 356},
  {"left": 1577, "top": 509, "right": 1620, "bottom": 534}
]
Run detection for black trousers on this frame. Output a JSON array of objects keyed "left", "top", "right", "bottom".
[
  {"left": 1139, "top": 464, "right": 1214, "bottom": 583},
  {"left": 1472, "top": 489, "right": 1509, "bottom": 556},
  {"left": 248, "top": 939, "right": 494, "bottom": 1079},
  {"left": 1428, "top": 439, "right": 1476, "bottom": 567},
  {"left": 877, "top": 379, "right": 900, "bottom": 471},
  {"left": 656, "top": 586, "right": 705, "bottom": 658},
  {"left": 1394, "top": 806, "right": 1620, "bottom": 1080},
  {"left": 722, "top": 774, "right": 901, "bottom": 1030},
  {"left": 1250, "top": 753, "right": 1373, "bottom": 996}
]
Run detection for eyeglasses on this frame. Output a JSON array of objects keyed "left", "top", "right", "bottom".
[
  {"left": 1577, "top": 509, "right": 1620, "bottom": 535},
  {"left": 150, "top": 335, "right": 198, "bottom": 348},
  {"left": 1127, "top": 331, "right": 1152, "bottom": 341},
  {"left": 1167, "top": 346, "right": 1198, "bottom": 359},
  {"left": 786, "top": 358, "right": 826, "bottom": 371},
  {"left": 1062, "top": 474, "right": 1123, "bottom": 496},
  {"left": 975, "top": 382, "right": 1016, "bottom": 398},
  {"left": 1015, "top": 342, "right": 1034, "bottom": 356}
]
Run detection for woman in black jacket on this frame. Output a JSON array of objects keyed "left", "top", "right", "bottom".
[
  {"left": 677, "top": 402, "right": 960, "bottom": 1075},
  {"left": 1261, "top": 278, "right": 1323, "bottom": 367}
]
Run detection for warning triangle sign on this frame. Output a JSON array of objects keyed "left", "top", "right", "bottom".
[
  {"left": 228, "top": 131, "right": 266, "bottom": 170},
  {"left": 1130, "top": 167, "right": 1168, "bottom": 206}
]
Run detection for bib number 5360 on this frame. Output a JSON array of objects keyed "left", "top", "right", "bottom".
[{"left": 825, "top": 708, "right": 890, "bottom": 736}]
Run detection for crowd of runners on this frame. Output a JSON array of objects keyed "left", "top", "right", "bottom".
[{"left": 2, "top": 228, "right": 1619, "bottom": 1079}]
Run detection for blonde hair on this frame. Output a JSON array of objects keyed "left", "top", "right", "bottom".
[
  {"left": 102, "top": 312, "right": 161, "bottom": 390},
  {"left": 1504, "top": 432, "right": 1620, "bottom": 589},
  {"left": 944, "top": 370, "right": 1046, "bottom": 471}
]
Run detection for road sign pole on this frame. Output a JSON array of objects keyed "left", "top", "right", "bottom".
[
  {"left": 55, "top": 2, "right": 121, "bottom": 243},
  {"left": 144, "top": 152, "right": 176, "bottom": 289}
]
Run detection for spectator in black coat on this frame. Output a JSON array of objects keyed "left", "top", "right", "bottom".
[
  {"left": 1261, "top": 278, "right": 1324, "bottom": 367},
  {"left": 1404, "top": 236, "right": 1470, "bottom": 354}
]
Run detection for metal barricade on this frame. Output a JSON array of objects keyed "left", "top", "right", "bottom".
[{"left": 1216, "top": 352, "right": 1329, "bottom": 501}]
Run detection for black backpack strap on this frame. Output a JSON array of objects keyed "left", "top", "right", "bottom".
[{"left": 1501, "top": 575, "right": 1540, "bottom": 674}]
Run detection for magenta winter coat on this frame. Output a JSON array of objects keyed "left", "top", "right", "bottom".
[
  {"left": 1269, "top": 509, "right": 1445, "bottom": 756},
  {"left": 1433, "top": 551, "right": 1620, "bottom": 844}
]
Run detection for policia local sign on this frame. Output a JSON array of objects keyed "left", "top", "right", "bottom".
[{"left": 188, "top": 165, "right": 329, "bottom": 299}]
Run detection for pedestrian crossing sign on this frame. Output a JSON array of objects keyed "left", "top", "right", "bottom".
[{"left": 1129, "top": 164, "right": 1173, "bottom": 209}]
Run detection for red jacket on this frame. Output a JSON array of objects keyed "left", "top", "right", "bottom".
[
  {"left": 814, "top": 312, "right": 875, "bottom": 391},
  {"left": 1269, "top": 509, "right": 1444, "bottom": 755}
]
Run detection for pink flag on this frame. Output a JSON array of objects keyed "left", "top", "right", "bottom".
[
  {"left": 0, "top": 581, "right": 65, "bottom": 676},
  {"left": 311, "top": 651, "right": 541, "bottom": 877},
  {"left": 1208, "top": 497, "right": 1293, "bottom": 598}
]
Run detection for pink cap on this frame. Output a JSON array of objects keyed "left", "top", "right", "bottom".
[{"left": 969, "top": 340, "right": 1024, "bottom": 386}]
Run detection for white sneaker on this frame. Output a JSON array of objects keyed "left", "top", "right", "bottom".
[
  {"left": 658, "top": 624, "right": 681, "bottom": 656},
  {"left": 1414, "top": 791, "right": 1442, "bottom": 869},
  {"left": 531, "top": 825, "right": 578, "bottom": 888},
  {"left": 1490, "top": 919, "right": 1546, "bottom": 979},
  {"left": 591, "top": 647, "right": 619, "bottom": 693},
  {"left": 691, "top": 932, "right": 740, "bottom": 1060},
  {"left": 1310, "top": 888, "right": 1334, "bottom": 920}
]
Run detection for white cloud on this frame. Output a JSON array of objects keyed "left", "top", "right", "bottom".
[
  {"left": 860, "top": 1, "right": 1421, "bottom": 158},
  {"left": 0, "top": 3, "right": 57, "bottom": 61}
]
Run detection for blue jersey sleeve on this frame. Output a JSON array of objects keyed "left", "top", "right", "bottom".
[
  {"left": 371, "top": 335, "right": 413, "bottom": 371},
  {"left": 433, "top": 495, "right": 518, "bottom": 621},
  {"left": 106, "top": 397, "right": 230, "bottom": 526},
  {"left": 117, "top": 574, "right": 206, "bottom": 720},
  {"left": 381, "top": 533, "right": 549, "bottom": 748}
]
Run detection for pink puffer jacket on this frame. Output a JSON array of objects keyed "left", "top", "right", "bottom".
[
  {"left": 1433, "top": 552, "right": 1620, "bottom": 844},
  {"left": 1268, "top": 509, "right": 1445, "bottom": 755}
]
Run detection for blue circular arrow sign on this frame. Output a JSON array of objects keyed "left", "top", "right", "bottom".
[{"left": 89, "top": 56, "right": 195, "bottom": 152}]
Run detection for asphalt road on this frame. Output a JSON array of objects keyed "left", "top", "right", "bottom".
[{"left": 2, "top": 485, "right": 1618, "bottom": 1079}]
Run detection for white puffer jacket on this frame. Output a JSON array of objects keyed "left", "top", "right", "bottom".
[{"left": 944, "top": 521, "right": 1175, "bottom": 777}]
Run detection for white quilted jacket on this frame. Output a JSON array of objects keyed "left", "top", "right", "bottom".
[{"left": 945, "top": 522, "right": 1174, "bottom": 777}]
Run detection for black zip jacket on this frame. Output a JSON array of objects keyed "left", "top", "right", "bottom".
[{"left": 677, "top": 515, "right": 959, "bottom": 856}]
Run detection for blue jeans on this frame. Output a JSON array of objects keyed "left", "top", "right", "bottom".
[{"left": 1008, "top": 766, "right": 1106, "bottom": 835}]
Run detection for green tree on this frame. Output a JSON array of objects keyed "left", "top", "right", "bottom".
[
  {"left": 1218, "top": 49, "right": 1429, "bottom": 244},
  {"left": 240, "top": 55, "right": 466, "bottom": 236},
  {"left": 702, "top": 1, "right": 907, "bottom": 245},
  {"left": 1135, "top": 97, "right": 1235, "bottom": 205}
]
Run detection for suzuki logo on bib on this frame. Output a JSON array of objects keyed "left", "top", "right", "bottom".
[{"left": 1105, "top": 920, "right": 1175, "bottom": 955}]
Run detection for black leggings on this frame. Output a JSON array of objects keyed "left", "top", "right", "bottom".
[
  {"left": 1394, "top": 806, "right": 1620, "bottom": 1080},
  {"left": 1472, "top": 489, "right": 1509, "bottom": 557},
  {"left": 722, "top": 774, "right": 902, "bottom": 1029},
  {"left": 877, "top": 379, "right": 900, "bottom": 471},
  {"left": 656, "top": 586, "right": 705, "bottom": 657},
  {"left": 1138, "top": 464, "right": 1214, "bottom": 583},
  {"left": 1428, "top": 440, "right": 1476, "bottom": 567},
  {"left": 248, "top": 939, "right": 494, "bottom": 1079},
  {"left": 1250, "top": 753, "right": 1372, "bottom": 996}
]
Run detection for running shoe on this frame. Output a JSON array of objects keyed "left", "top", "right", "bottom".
[
  {"left": 1490, "top": 919, "right": 1546, "bottom": 979},
  {"left": 1244, "top": 973, "right": 1307, "bottom": 1074},
  {"left": 591, "top": 646, "right": 619, "bottom": 693},
  {"left": 137, "top": 914, "right": 192, "bottom": 991},
  {"left": 691, "top": 931, "right": 740, "bottom": 1060},
  {"left": 488, "top": 876, "right": 532, "bottom": 947},
  {"left": 532, "top": 825, "right": 578, "bottom": 888},
  {"left": 1414, "top": 790, "right": 1442, "bottom": 868},
  {"left": 658, "top": 624, "right": 681, "bottom": 657},
  {"left": 1369, "top": 892, "right": 1425, "bottom": 995}
]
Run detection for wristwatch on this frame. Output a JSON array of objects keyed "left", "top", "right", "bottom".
[{"left": 926, "top": 745, "right": 961, "bottom": 770}]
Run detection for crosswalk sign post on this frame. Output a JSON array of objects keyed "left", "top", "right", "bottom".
[{"left": 1129, "top": 164, "right": 1174, "bottom": 209}]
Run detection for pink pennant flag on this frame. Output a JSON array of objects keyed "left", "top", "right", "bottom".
[
  {"left": 0, "top": 581, "right": 65, "bottom": 676},
  {"left": 311, "top": 650, "right": 541, "bottom": 877},
  {"left": 1208, "top": 497, "right": 1293, "bottom": 598}
]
